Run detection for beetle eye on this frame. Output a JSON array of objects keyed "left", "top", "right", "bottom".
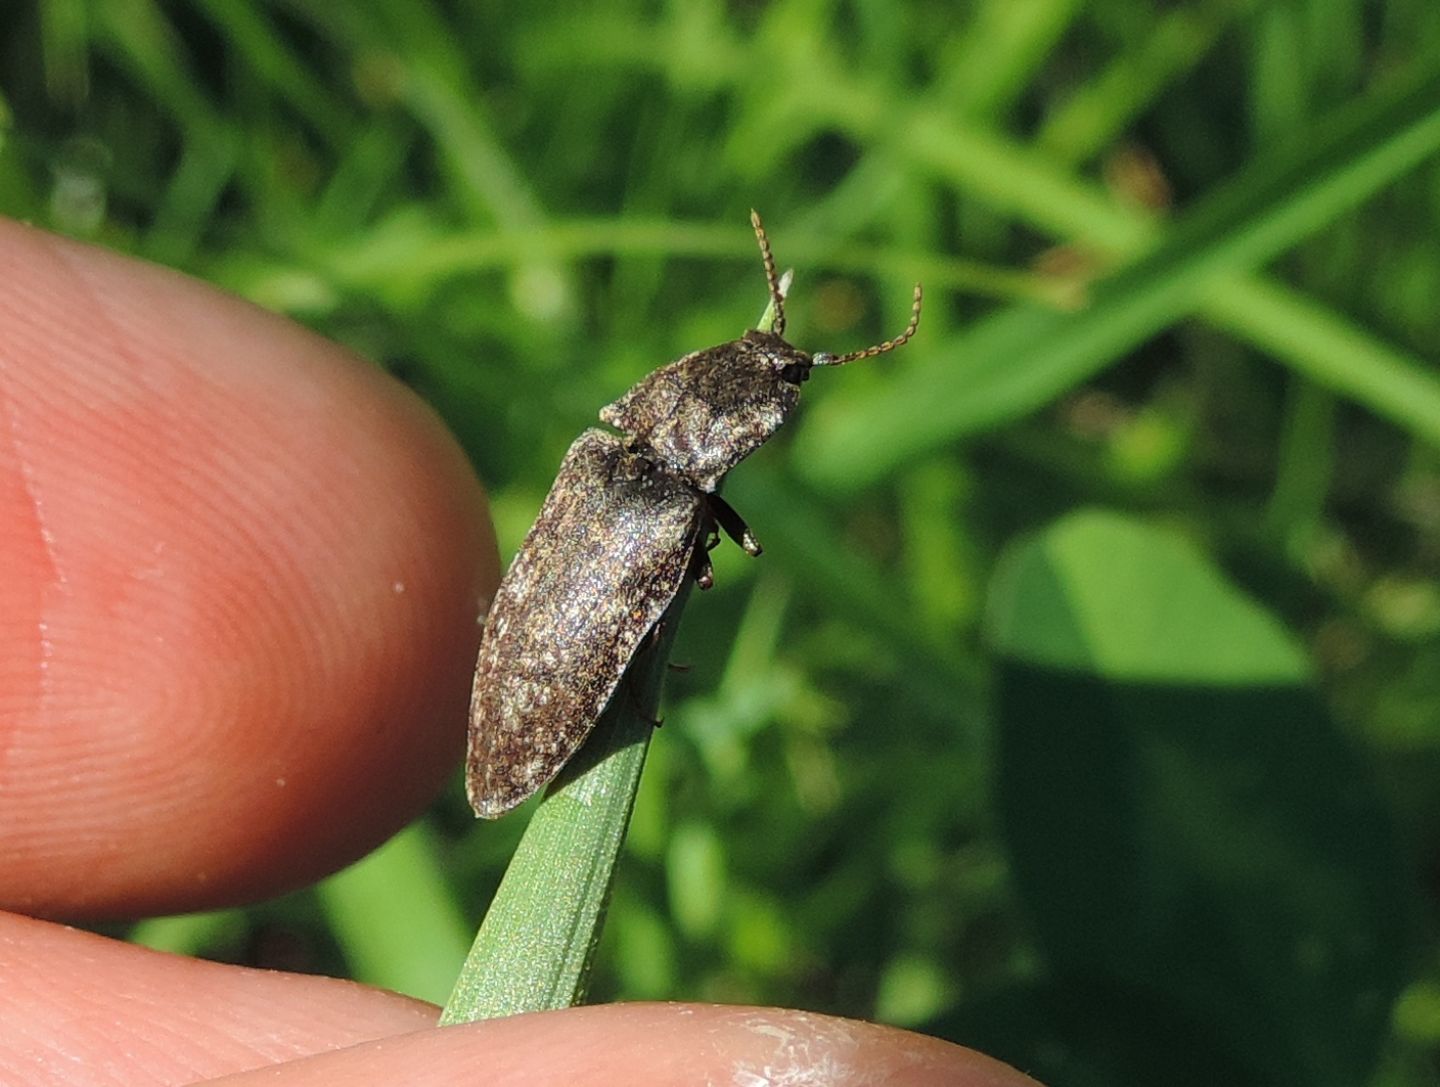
[{"left": 780, "top": 362, "right": 810, "bottom": 384}]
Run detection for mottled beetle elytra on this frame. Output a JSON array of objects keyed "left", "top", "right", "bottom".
[{"left": 466, "top": 211, "right": 922, "bottom": 818}]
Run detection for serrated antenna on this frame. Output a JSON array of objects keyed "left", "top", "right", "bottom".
[
  {"left": 817, "top": 282, "right": 923, "bottom": 366},
  {"left": 750, "top": 209, "right": 786, "bottom": 338}
]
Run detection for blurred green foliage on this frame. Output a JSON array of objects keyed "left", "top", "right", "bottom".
[{"left": 6, "top": 1, "right": 1440, "bottom": 1083}]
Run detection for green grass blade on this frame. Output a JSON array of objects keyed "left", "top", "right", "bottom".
[
  {"left": 1202, "top": 274, "right": 1440, "bottom": 447},
  {"left": 799, "top": 63, "right": 1440, "bottom": 489},
  {"left": 1038, "top": 0, "right": 1260, "bottom": 165},
  {"left": 38, "top": 0, "right": 92, "bottom": 107},
  {"left": 91, "top": 0, "right": 222, "bottom": 133},
  {"left": 943, "top": 0, "right": 1085, "bottom": 117},
  {"left": 439, "top": 584, "right": 688, "bottom": 1023},
  {"left": 187, "top": 0, "right": 353, "bottom": 140},
  {"left": 316, "top": 217, "right": 1055, "bottom": 308}
]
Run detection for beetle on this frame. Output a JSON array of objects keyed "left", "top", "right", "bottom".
[{"left": 466, "top": 211, "right": 921, "bottom": 818}]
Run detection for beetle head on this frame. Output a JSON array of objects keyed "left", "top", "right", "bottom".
[{"left": 599, "top": 211, "right": 921, "bottom": 492}]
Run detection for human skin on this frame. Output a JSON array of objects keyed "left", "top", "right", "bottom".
[{"left": 0, "top": 219, "right": 1040, "bottom": 1086}]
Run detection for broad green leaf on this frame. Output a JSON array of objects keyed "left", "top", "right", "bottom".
[
  {"left": 985, "top": 509, "right": 1308, "bottom": 684},
  {"left": 985, "top": 510, "right": 1411, "bottom": 1086}
]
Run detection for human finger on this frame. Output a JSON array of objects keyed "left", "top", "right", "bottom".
[
  {"left": 207, "top": 1003, "right": 1039, "bottom": 1087},
  {"left": 0, "top": 921, "right": 1035, "bottom": 1087},
  {"left": 0, "top": 219, "right": 498, "bottom": 918}
]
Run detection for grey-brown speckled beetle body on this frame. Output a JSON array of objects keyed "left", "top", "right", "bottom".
[{"left": 466, "top": 212, "right": 922, "bottom": 818}]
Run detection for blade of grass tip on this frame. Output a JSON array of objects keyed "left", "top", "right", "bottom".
[
  {"left": 440, "top": 580, "right": 690, "bottom": 1023},
  {"left": 441, "top": 282, "right": 787, "bottom": 1025}
]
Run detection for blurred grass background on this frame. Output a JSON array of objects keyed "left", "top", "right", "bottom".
[{"left": 3, "top": 1, "right": 1440, "bottom": 1084}]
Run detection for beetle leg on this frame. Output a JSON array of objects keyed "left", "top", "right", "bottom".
[
  {"left": 705, "top": 493, "right": 763, "bottom": 556},
  {"left": 686, "top": 526, "right": 716, "bottom": 589}
]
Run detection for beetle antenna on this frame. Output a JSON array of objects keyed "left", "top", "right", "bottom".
[
  {"left": 750, "top": 209, "right": 786, "bottom": 337},
  {"left": 817, "top": 282, "right": 923, "bottom": 366}
]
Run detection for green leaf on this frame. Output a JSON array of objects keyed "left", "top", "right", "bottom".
[
  {"left": 985, "top": 510, "right": 1412, "bottom": 1086},
  {"left": 985, "top": 509, "right": 1308, "bottom": 684}
]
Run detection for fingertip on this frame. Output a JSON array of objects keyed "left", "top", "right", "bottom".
[
  {"left": 197, "top": 1003, "right": 1041, "bottom": 1086},
  {"left": 0, "top": 219, "right": 498, "bottom": 916}
]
